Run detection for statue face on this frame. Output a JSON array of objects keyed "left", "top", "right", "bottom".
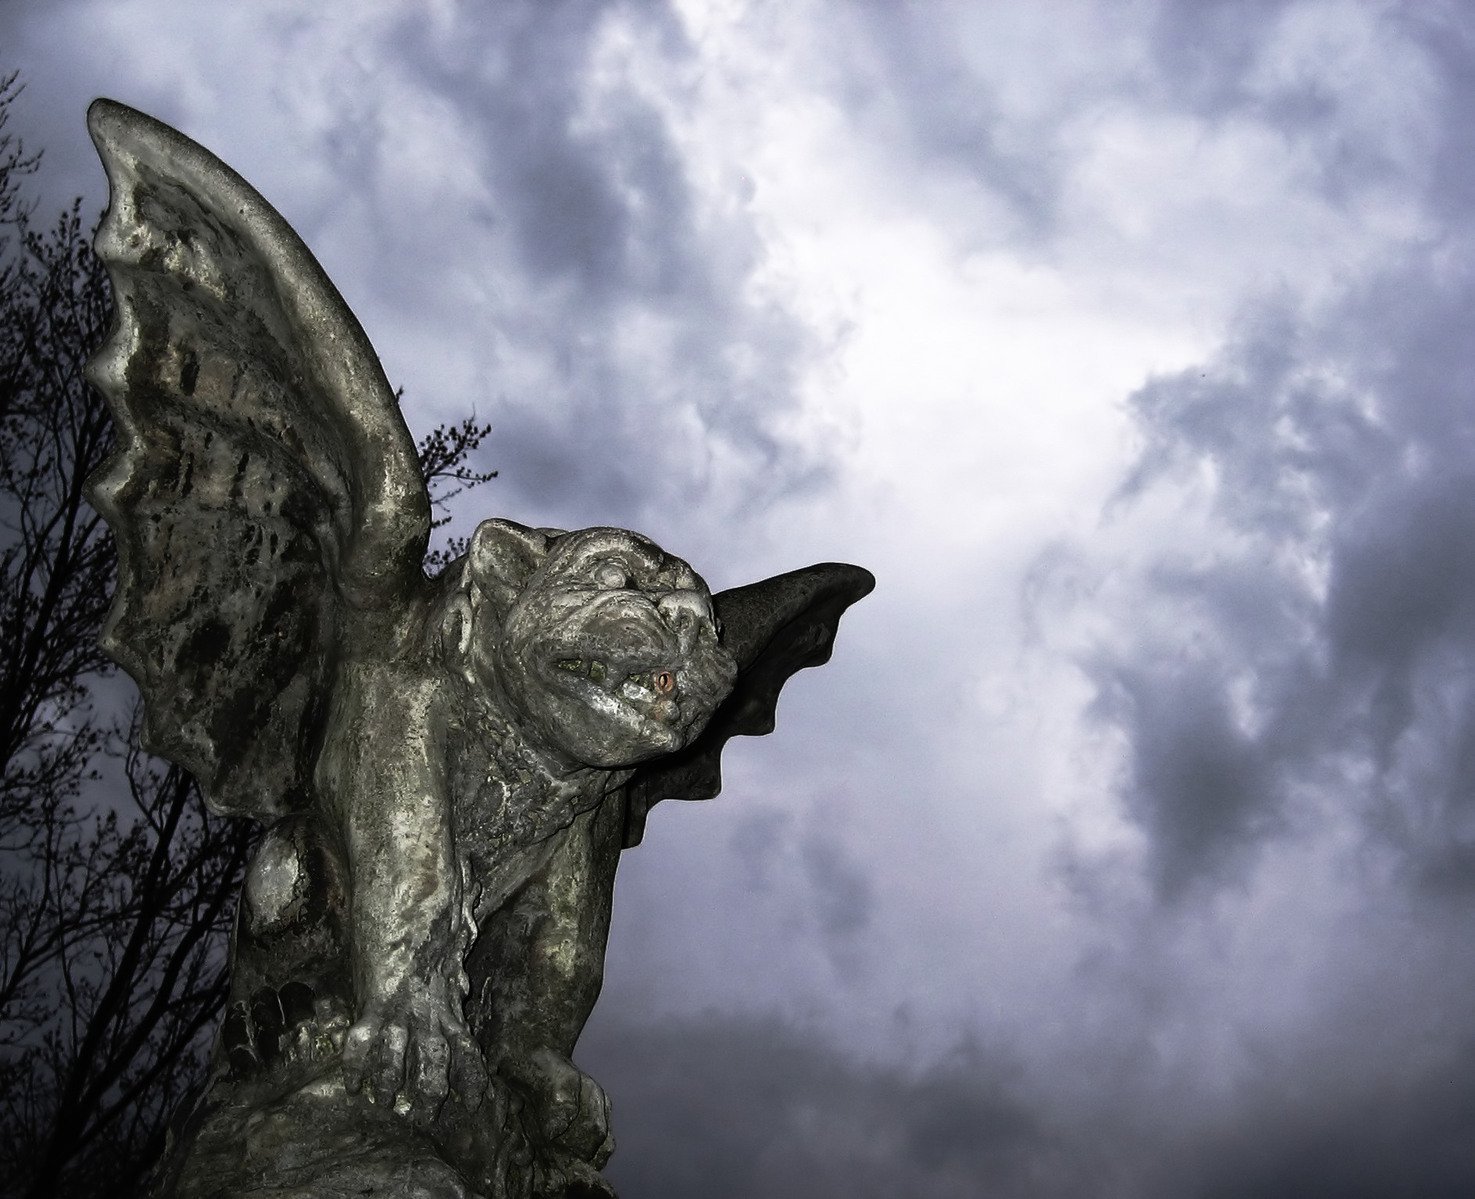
[{"left": 484, "top": 528, "right": 738, "bottom": 770}]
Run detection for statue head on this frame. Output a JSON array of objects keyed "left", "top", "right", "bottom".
[{"left": 451, "top": 518, "right": 738, "bottom": 770}]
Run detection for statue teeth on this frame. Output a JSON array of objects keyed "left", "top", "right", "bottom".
[{"left": 556, "top": 658, "right": 610, "bottom": 684}]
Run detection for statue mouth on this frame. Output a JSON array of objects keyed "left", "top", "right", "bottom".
[{"left": 550, "top": 655, "right": 684, "bottom": 729}]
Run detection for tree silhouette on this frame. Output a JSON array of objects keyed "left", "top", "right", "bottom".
[{"left": 0, "top": 77, "right": 496, "bottom": 1198}]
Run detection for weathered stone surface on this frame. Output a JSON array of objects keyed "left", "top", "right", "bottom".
[{"left": 85, "top": 99, "right": 872, "bottom": 1198}]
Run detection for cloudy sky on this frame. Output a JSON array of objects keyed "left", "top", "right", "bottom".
[{"left": 8, "top": 0, "right": 1475, "bottom": 1193}]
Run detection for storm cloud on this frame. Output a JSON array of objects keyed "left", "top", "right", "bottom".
[
  {"left": 7, "top": 0, "right": 1475, "bottom": 1193},
  {"left": 1058, "top": 240, "right": 1475, "bottom": 897}
]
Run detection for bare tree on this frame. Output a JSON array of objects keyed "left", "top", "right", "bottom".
[
  {"left": 8, "top": 748, "right": 256, "bottom": 1199},
  {"left": 0, "top": 79, "right": 497, "bottom": 1199},
  {"left": 0, "top": 111, "right": 119, "bottom": 1112},
  {"left": 0, "top": 71, "right": 40, "bottom": 334}
]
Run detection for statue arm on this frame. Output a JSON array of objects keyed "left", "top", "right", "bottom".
[
  {"left": 321, "top": 662, "right": 484, "bottom": 1115},
  {"left": 498, "top": 791, "right": 624, "bottom": 1054},
  {"left": 472, "top": 790, "right": 625, "bottom": 1166}
]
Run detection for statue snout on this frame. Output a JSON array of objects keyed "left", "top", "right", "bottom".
[{"left": 656, "top": 589, "right": 714, "bottom": 642}]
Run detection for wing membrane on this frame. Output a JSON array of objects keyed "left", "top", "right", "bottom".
[
  {"left": 85, "top": 99, "right": 430, "bottom": 818},
  {"left": 623, "top": 562, "right": 874, "bottom": 846}
]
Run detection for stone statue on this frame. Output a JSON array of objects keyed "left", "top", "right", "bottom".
[{"left": 83, "top": 100, "right": 871, "bottom": 1199}]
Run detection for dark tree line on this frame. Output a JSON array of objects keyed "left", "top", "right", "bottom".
[{"left": 0, "top": 75, "right": 494, "bottom": 1198}]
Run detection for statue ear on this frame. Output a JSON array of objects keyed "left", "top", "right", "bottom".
[
  {"left": 468, "top": 518, "right": 553, "bottom": 615},
  {"left": 623, "top": 562, "right": 873, "bottom": 847}
]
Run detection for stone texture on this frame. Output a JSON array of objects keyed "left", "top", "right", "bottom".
[{"left": 85, "top": 99, "right": 872, "bottom": 1199}]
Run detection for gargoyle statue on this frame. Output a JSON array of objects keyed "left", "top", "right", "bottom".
[{"left": 84, "top": 99, "right": 872, "bottom": 1199}]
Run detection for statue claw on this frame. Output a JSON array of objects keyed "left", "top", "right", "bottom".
[
  {"left": 504, "top": 1047, "right": 615, "bottom": 1168},
  {"left": 343, "top": 997, "right": 487, "bottom": 1124}
]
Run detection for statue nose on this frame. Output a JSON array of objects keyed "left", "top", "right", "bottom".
[{"left": 657, "top": 589, "right": 713, "bottom": 642}]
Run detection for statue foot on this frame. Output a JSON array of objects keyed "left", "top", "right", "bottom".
[{"left": 501, "top": 1048, "right": 614, "bottom": 1169}]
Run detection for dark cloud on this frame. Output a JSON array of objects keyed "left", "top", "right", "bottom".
[
  {"left": 1148, "top": 0, "right": 1443, "bottom": 203},
  {"left": 720, "top": 807, "right": 874, "bottom": 976},
  {"left": 728, "top": 807, "right": 790, "bottom": 892},
  {"left": 1033, "top": 5, "right": 1475, "bottom": 898},
  {"left": 0, "top": 17, "right": 114, "bottom": 220},
  {"left": 1044, "top": 149, "right": 1475, "bottom": 897},
  {"left": 1412, "top": 11, "right": 1475, "bottom": 222},
  {"left": 581, "top": 1002, "right": 1475, "bottom": 1197},
  {"left": 0, "top": 0, "right": 834, "bottom": 541},
  {"left": 1191, "top": 1032, "right": 1475, "bottom": 1199},
  {"left": 377, "top": 0, "right": 833, "bottom": 535},
  {"left": 799, "top": 831, "right": 873, "bottom": 942},
  {"left": 1148, "top": 0, "right": 1303, "bottom": 112},
  {"left": 1089, "top": 657, "right": 1282, "bottom": 901},
  {"left": 578, "top": 1012, "right": 1055, "bottom": 1199},
  {"left": 817, "top": 4, "right": 1065, "bottom": 243},
  {"left": 392, "top": 0, "right": 687, "bottom": 302}
]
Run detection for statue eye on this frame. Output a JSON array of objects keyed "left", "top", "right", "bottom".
[{"left": 593, "top": 562, "right": 628, "bottom": 589}]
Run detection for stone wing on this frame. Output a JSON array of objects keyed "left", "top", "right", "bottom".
[
  {"left": 623, "top": 562, "right": 873, "bottom": 846},
  {"left": 85, "top": 99, "right": 431, "bottom": 819}
]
